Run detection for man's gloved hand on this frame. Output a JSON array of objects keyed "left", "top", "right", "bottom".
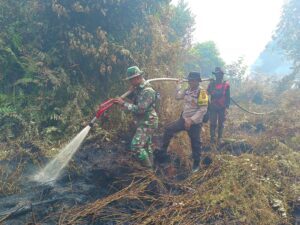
[
  {"left": 176, "top": 79, "right": 183, "bottom": 88},
  {"left": 114, "top": 97, "right": 125, "bottom": 105}
]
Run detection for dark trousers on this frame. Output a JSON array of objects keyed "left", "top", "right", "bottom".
[
  {"left": 209, "top": 107, "right": 226, "bottom": 142},
  {"left": 161, "top": 117, "right": 201, "bottom": 163}
]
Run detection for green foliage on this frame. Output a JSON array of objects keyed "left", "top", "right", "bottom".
[
  {"left": 0, "top": 2, "right": 299, "bottom": 223},
  {"left": 0, "top": 47, "right": 25, "bottom": 89},
  {"left": 170, "top": 0, "right": 195, "bottom": 45},
  {"left": 0, "top": 94, "right": 16, "bottom": 112},
  {"left": 225, "top": 57, "right": 247, "bottom": 90},
  {"left": 0, "top": 106, "right": 15, "bottom": 114},
  {"left": 0, "top": 0, "right": 195, "bottom": 142},
  {"left": 0, "top": 113, "right": 24, "bottom": 141},
  {"left": 185, "top": 41, "right": 225, "bottom": 76},
  {"left": 276, "top": 0, "right": 300, "bottom": 74},
  {"left": 7, "top": 24, "right": 23, "bottom": 53}
]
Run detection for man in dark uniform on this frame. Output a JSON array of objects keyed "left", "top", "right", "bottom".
[
  {"left": 156, "top": 72, "right": 207, "bottom": 172},
  {"left": 207, "top": 67, "right": 230, "bottom": 144}
]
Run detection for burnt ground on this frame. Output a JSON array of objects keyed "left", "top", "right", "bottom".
[
  {"left": 0, "top": 132, "right": 191, "bottom": 224},
  {"left": 0, "top": 133, "right": 298, "bottom": 224},
  {"left": 0, "top": 134, "right": 139, "bottom": 224}
]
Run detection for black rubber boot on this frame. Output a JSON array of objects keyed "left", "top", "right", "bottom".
[
  {"left": 217, "top": 126, "right": 224, "bottom": 145},
  {"left": 192, "top": 159, "right": 200, "bottom": 173},
  {"left": 154, "top": 150, "right": 170, "bottom": 164},
  {"left": 141, "top": 156, "right": 153, "bottom": 169},
  {"left": 210, "top": 126, "right": 216, "bottom": 144}
]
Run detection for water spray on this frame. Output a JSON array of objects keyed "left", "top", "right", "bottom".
[{"left": 33, "top": 77, "right": 212, "bottom": 183}]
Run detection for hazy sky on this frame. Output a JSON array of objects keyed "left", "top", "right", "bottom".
[{"left": 172, "top": 0, "right": 285, "bottom": 66}]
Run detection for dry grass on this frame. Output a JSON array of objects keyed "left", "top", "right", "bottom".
[
  {"left": 0, "top": 157, "right": 23, "bottom": 195},
  {"left": 0, "top": 81, "right": 299, "bottom": 224},
  {"left": 59, "top": 149, "right": 298, "bottom": 224},
  {"left": 57, "top": 85, "right": 300, "bottom": 224}
]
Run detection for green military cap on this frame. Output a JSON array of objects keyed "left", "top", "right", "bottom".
[{"left": 125, "top": 66, "right": 144, "bottom": 80}]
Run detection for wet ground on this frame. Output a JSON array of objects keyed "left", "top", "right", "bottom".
[
  {"left": 0, "top": 135, "right": 299, "bottom": 224},
  {"left": 0, "top": 137, "right": 137, "bottom": 224}
]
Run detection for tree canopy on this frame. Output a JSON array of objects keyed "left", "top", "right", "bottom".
[
  {"left": 274, "top": 0, "right": 300, "bottom": 89},
  {"left": 276, "top": 0, "right": 300, "bottom": 73},
  {"left": 0, "top": 0, "right": 195, "bottom": 141},
  {"left": 185, "top": 41, "right": 225, "bottom": 77}
]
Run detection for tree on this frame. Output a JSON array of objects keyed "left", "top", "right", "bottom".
[
  {"left": 0, "top": 0, "right": 195, "bottom": 141},
  {"left": 273, "top": 0, "right": 300, "bottom": 90},
  {"left": 185, "top": 41, "right": 225, "bottom": 77},
  {"left": 169, "top": 0, "right": 195, "bottom": 46},
  {"left": 225, "top": 57, "right": 247, "bottom": 89},
  {"left": 275, "top": 0, "right": 300, "bottom": 75}
]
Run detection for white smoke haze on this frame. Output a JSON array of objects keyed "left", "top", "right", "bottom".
[{"left": 172, "top": 0, "right": 285, "bottom": 66}]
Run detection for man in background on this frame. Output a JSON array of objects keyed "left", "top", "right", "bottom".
[{"left": 207, "top": 67, "right": 230, "bottom": 145}]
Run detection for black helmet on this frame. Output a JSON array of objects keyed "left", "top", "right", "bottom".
[
  {"left": 212, "top": 67, "right": 224, "bottom": 75},
  {"left": 187, "top": 71, "right": 201, "bottom": 81}
]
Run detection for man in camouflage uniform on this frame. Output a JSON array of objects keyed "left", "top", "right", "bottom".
[{"left": 114, "top": 66, "right": 158, "bottom": 168}]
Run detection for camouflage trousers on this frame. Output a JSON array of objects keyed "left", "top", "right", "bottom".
[{"left": 131, "top": 125, "right": 156, "bottom": 166}]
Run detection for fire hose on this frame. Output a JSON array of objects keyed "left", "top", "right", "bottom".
[
  {"left": 88, "top": 78, "right": 213, "bottom": 126},
  {"left": 89, "top": 77, "right": 273, "bottom": 126}
]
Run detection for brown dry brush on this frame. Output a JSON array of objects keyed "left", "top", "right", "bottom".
[
  {"left": 0, "top": 163, "right": 23, "bottom": 195},
  {"left": 58, "top": 152, "right": 297, "bottom": 224},
  {"left": 0, "top": 78, "right": 299, "bottom": 224},
  {"left": 57, "top": 86, "right": 300, "bottom": 224},
  {"left": 0, "top": 142, "right": 31, "bottom": 195},
  {"left": 59, "top": 171, "right": 167, "bottom": 224}
]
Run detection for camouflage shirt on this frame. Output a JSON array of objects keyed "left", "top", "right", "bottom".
[{"left": 123, "top": 82, "right": 158, "bottom": 128}]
